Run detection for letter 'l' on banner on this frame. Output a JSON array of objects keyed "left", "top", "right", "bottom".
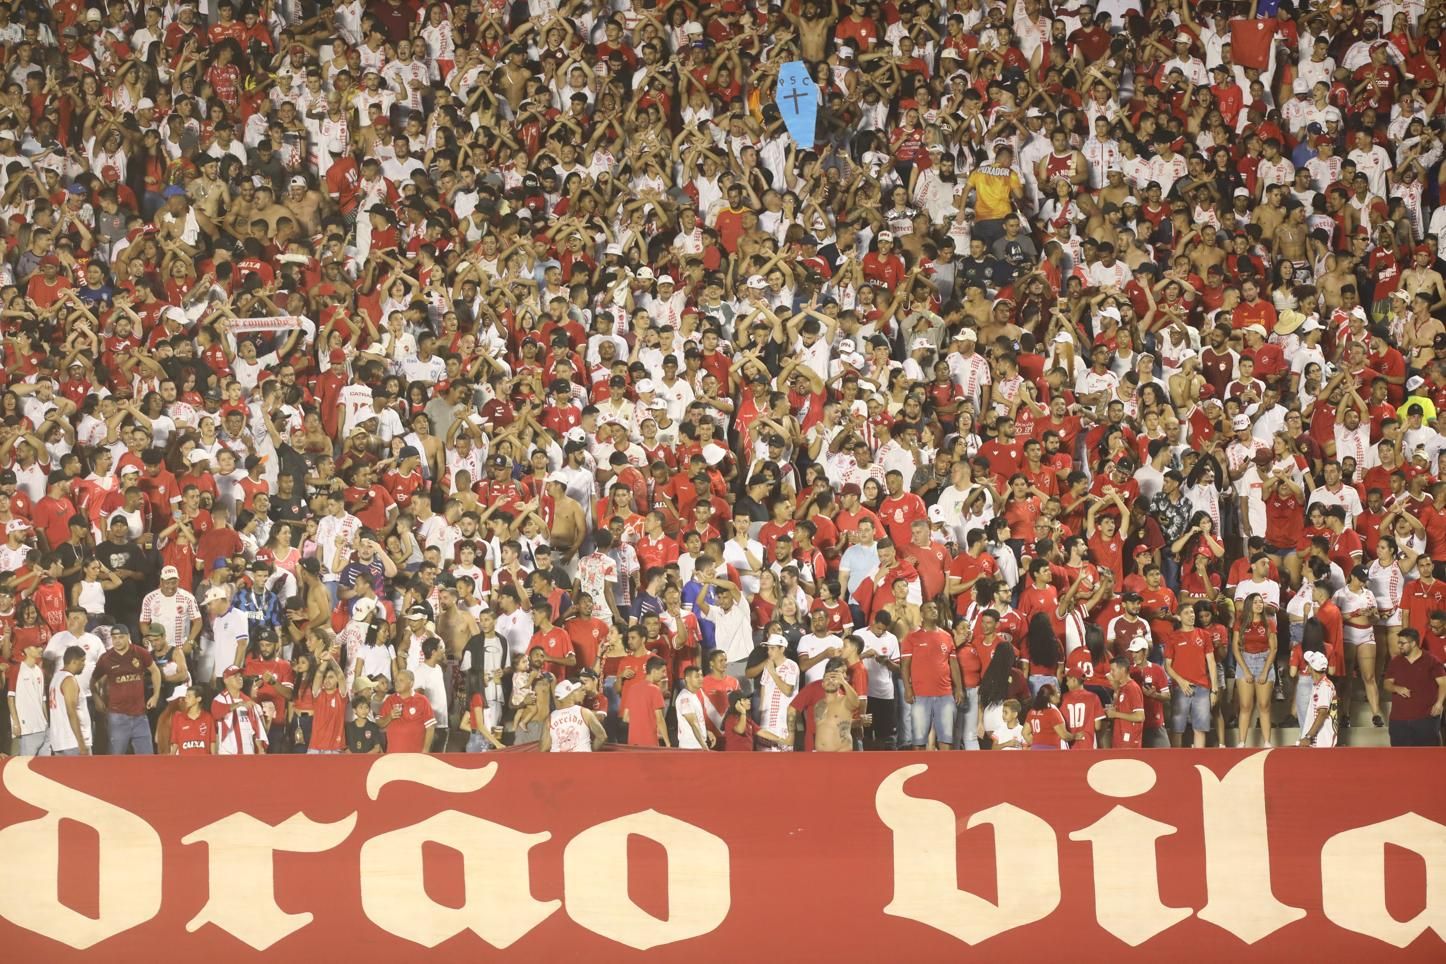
[{"left": 775, "top": 61, "right": 818, "bottom": 149}]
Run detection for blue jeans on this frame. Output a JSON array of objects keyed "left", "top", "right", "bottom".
[
  {"left": 957, "top": 685, "right": 981, "bottom": 749},
  {"left": 895, "top": 677, "right": 914, "bottom": 747},
  {"left": 466, "top": 732, "right": 494, "bottom": 752},
  {"left": 107, "top": 712, "right": 154, "bottom": 755},
  {"left": 1170, "top": 684, "right": 1212, "bottom": 733},
  {"left": 19, "top": 732, "right": 50, "bottom": 756},
  {"left": 911, "top": 695, "right": 958, "bottom": 748},
  {"left": 1294, "top": 674, "right": 1314, "bottom": 728}
]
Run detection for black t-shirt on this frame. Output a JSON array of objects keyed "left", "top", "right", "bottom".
[
  {"left": 95, "top": 539, "right": 143, "bottom": 575},
  {"left": 268, "top": 492, "right": 309, "bottom": 532},
  {"left": 55, "top": 540, "right": 95, "bottom": 592},
  {"left": 958, "top": 255, "right": 1002, "bottom": 291},
  {"left": 346, "top": 718, "right": 385, "bottom": 753}
]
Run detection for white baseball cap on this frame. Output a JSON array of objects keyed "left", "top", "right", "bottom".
[
  {"left": 1128, "top": 638, "right": 1150, "bottom": 653},
  {"left": 160, "top": 565, "right": 180, "bottom": 580},
  {"left": 351, "top": 597, "right": 378, "bottom": 621},
  {"left": 555, "top": 679, "right": 580, "bottom": 699},
  {"left": 1232, "top": 414, "right": 1251, "bottom": 431},
  {"left": 1303, "top": 650, "right": 1329, "bottom": 673},
  {"left": 203, "top": 587, "right": 230, "bottom": 606}
]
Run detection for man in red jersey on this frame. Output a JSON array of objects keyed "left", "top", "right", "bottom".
[
  {"left": 1060, "top": 668, "right": 1104, "bottom": 749},
  {"left": 379, "top": 670, "right": 436, "bottom": 753},
  {"left": 902, "top": 518, "right": 950, "bottom": 600},
  {"left": 877, "top": 469, "right": 927, "bottom": 546},
  {"left": 1402, "top": 558, "right": 1446, "bottom": 635},
  {"left": 1127, "top": 638, "right": 1171, "bottom": 747},
  {"left": 308, "top": 656, "right": 349, "bottom": 753},
  {"left": 1163, "top": 606, "right": 1217, "bottom": 748},
  {"left": 622, "top": 656, "right": 669, "bottom": 747},
  {"left": 169, "top": 686, "right": 215, "bottom": 755},
  {"left": 901, "top": 602, "right": 963, "bottom": 749},
  {"left": 529, "top": 606, "right": 577, "bottom": 679},
  {"left": 1106, "top": 656, "right": 1146, "bottom": 748}
]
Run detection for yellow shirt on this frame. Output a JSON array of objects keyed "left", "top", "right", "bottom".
[
  {"left": 967, "top": 165, "right": 1021, "bottom": 221},
  {"left": 1398, "top": 394, "right": 1437, "bottom": 422}
]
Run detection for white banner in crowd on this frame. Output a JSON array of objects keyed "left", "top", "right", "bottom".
[{"left": 227, "top": 316, "right": 311, "bottom": 334}]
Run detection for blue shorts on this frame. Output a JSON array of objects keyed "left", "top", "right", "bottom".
[
  {"left": 1240, "top": 649, "right": 1276, "bottom": 683},
  {"left": 911, "top": 695, "right": 957, "bottom": 747},
  {"left": 1170, "top": 684, "right": 1212, "bottom": 732}
]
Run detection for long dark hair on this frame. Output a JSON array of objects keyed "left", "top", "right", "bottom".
[
  {"left": 979, "top": 641, "right": 1017, "bottom": 706},
  {"left": 1026, "top": 612, "right": 1060, "bottom": 669}
]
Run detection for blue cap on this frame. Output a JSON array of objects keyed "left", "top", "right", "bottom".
[
  {"left": 162, "top": 185, "right": 187, "bottom": 199},
  {"left": 66, "top": 183, "right": 87, "bottom": 195}
]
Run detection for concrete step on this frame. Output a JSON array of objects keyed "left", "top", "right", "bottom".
[
  {"left": 1226, "top": 723, "right": 1393, "bottom": 748},
  {"left": 1219, "top": 677, "right": 1393, "bottom": 746}
]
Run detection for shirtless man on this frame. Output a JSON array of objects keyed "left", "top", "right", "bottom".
[
  {"left": 786, "top": 0, "right": 832, "bottom": 62},
  {"left": 187, "top": 154, "right": 229, "bottom": 225},
  {"left": 224, "top": 178, "right": 262, "bottom": 237},
  {"left": 436, "top": 586, "right": 478, "bottom": 659},
  {"left": 284, "top": 176, "right": 324, "bottom": 237},
  {"left": 1399, "top": 243, "right": 1446, "bottom": 310},
  {"left": 1251, "top": 183, "right": 1287, "bottom": 243},
  {"left": 1316, "top": 255, "right": 1355, "bottom": 309},
  {"left": 498, "top": 44, "right": 532, "bottom": 110},
  {"left": 1273, "top": 202, "right": 1310, "bottom": 279},
  {"left": 248, "top": 184, "right": 292, "bottom": 236},
  {"left": 546, "top": 474, "right": 585, "bottom": 565},
  {"left": 883, "top": 577, "right": 921, "bottom": 637},
  {"left": 1186, "top": 228, "right": 1227, "bottom": 278},
  {"left": 812, "top": 668, "right": 861, "bottom": 752}
]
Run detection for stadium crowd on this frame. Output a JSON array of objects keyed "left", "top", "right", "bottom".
[{"left": 2, "top": 0, "right": 1446, "bottom": 758}]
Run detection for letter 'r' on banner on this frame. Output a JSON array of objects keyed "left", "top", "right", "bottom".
[{"left": 775, "top": 61, "right": 817, "bottom": 149}]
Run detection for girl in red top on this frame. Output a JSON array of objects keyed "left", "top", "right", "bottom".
[
  {"left": 721, "top": 691, "right": 764, "bottom": 751},
  {"left": 169, "top": 687, "right": 215, "bottom": 755},
  {"left": 1003, "top": 474, "right": 1042, "bottom": 546},
  {"left": 1025, "top": 685, "right": 1072, "bottom": 749},
  {"left": 1232, "top": 593, "right": 1278, "bottom": 748}
]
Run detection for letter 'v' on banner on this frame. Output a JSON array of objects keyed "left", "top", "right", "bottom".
[{"left": 775, "top": 61, "right": 818, "bottom": 149}]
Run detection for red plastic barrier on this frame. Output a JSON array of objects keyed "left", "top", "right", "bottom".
[{"left": 0, "top": 750, "right": 1443, "bottom": 962}]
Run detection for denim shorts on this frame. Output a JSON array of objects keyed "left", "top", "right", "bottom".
[
  {"left": 1240, "top": 649, "right": 1275, "bottom": 683},
  {"left": 1170, "top": 684, "right": 1212, "bottom": 732},
  {"left": 911, "top": 695, "right": 957, "bottom": 747}
]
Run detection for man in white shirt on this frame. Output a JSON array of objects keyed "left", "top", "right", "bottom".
[
  {"left": 856, "top": 611, "right": 902, "bottom": 749},
  {"left": 44, "top": 608, "right": 105, "bottom": 693},
  {"left": 1347, "top": 128, "right": 1392, "bottom": 198},
  {"left": 674, "top": 666, "right": 712, "bottom": 749},
  {"left": 412, "top": 638, "right": 450, "bottom": 749},
  {"left": 797, "top": 608, "right": 843, "bottom": 685},
  {"left": 697, "top": 582, "right": 754, "bottom": 688},
  {"left": 1307, "top": 462, "right": 1364, "bottom": 526},
  {"left": 203, "top": 587, "right": 252, "bottom": 686}
]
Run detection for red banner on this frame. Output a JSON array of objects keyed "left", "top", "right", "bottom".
[{"left": 0, "top": 750, "right": 1443, "bottom": 962}]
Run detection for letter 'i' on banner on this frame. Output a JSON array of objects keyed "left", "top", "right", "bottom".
[{"left": 775, "top": 61, "right": 818, "bottom": 149}]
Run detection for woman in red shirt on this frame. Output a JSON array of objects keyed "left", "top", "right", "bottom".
[
  {"left": 1231, "top": 593, "right": 1278, "bottom": 748},
  {"left": 1025, "top": 685, "right": 1073, "bottom": 749},
  {"left": 1003, "top": 474, "right": 1042, "bottom": 552}
]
